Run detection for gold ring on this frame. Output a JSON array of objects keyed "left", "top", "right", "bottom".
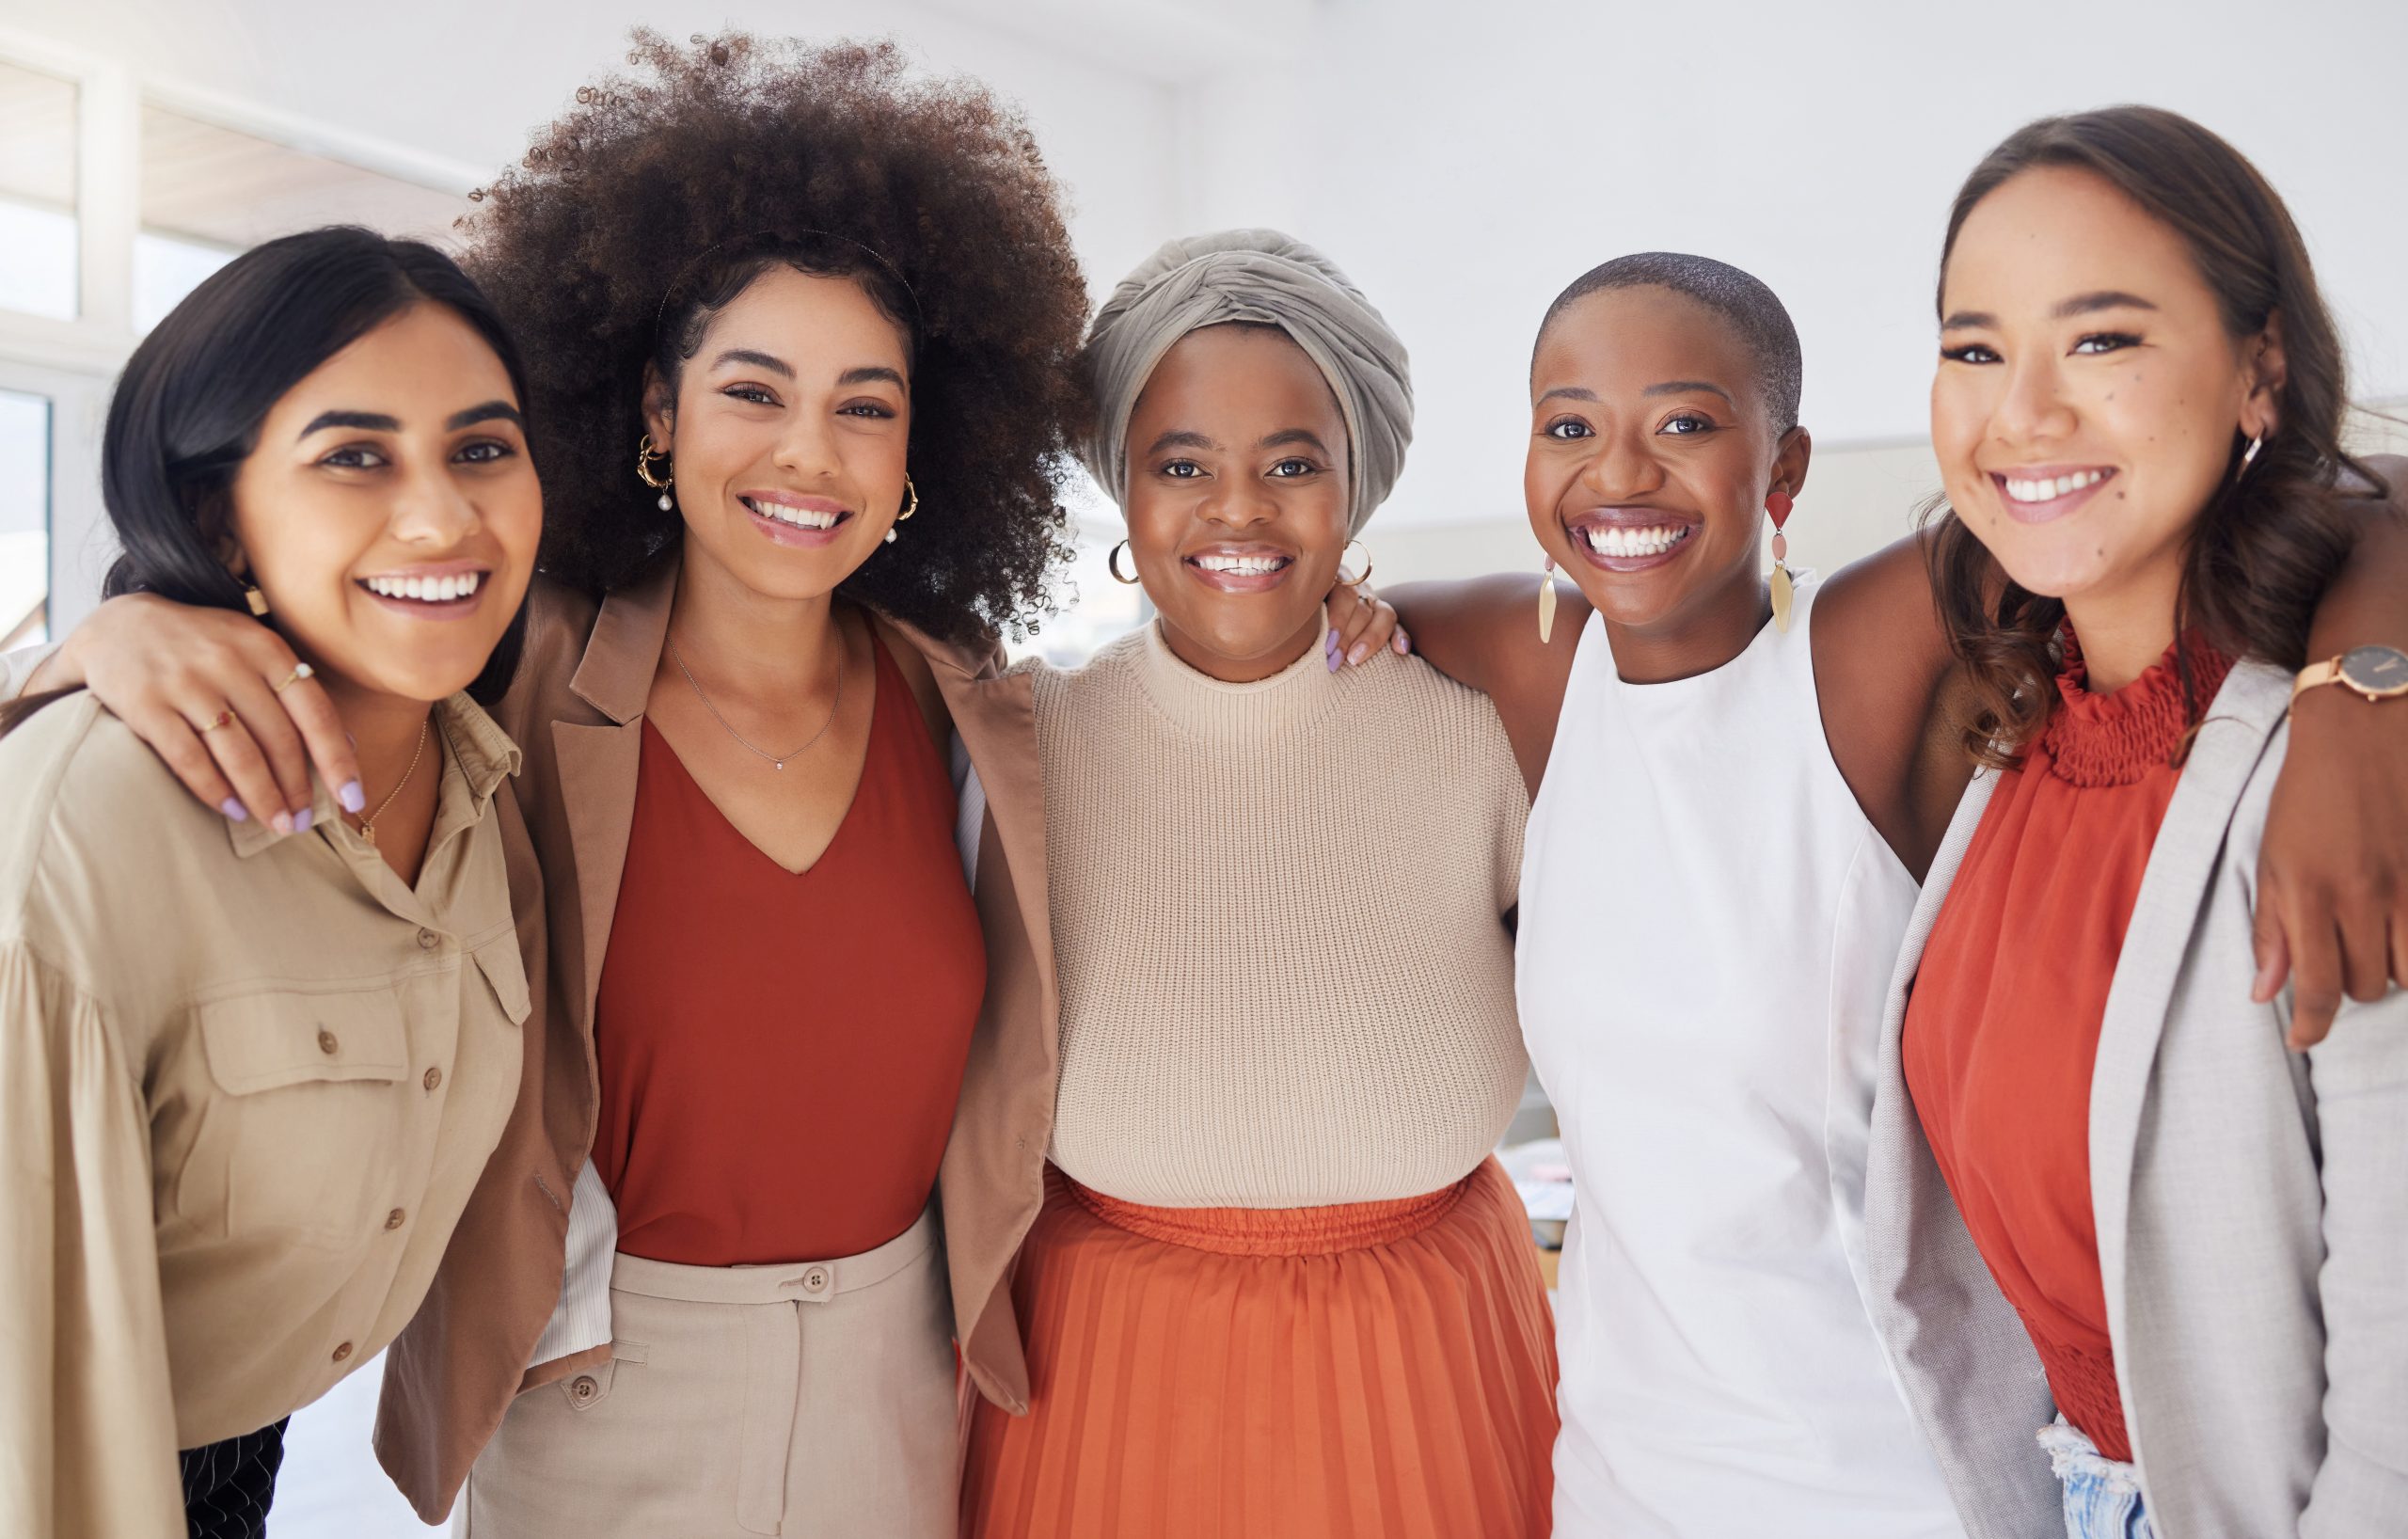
[
  {"left": 197, "top": 710, "right": 234, "bottom": 734},
  {"left": 271, "top": 661, "right": 315, "bottom": 694}
]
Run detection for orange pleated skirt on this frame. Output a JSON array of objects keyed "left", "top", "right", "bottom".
[{"left": 960, "top": 1156, "right": 1559, "bottom": 1539}]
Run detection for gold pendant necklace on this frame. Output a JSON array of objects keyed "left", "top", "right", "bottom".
[
  {"left": 356, "top": 719, "right": 431, "bottom": 848},
  {"left": 668, "top": 633, "right": 845, "bottom": 770}
]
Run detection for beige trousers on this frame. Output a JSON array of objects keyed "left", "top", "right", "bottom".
[{"left": 458, "top": 1209, "right": 958, "bottom": 1537}]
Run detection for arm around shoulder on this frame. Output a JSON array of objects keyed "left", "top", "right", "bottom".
[{"left": 1387, "top": 573, "right": 1587, "bottom": 797}]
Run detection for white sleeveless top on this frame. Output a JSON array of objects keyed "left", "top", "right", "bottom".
[{"left": 1517, "top": 579, "right": 1963, "bottom": 1538}]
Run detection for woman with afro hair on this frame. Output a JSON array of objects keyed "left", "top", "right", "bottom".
[{"left": 10, "top": 31, "right": 1227, "bottom": 1537}]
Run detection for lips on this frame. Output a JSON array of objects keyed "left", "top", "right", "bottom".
[
  {"left": 1183, "top": 544, "right": 1295, "bottom": 594},
  {"left": 1563, "top": 510, "right": 1701, "bottom": 573},
  {"left": 1989, "top": 466, "right": 2115, "bottom": 524},
  {"left": 740, "top": 491, "right": 854, "bottom": 547},
  {"left": 356, "top": 564, "right": 491, "bottom": 621}
]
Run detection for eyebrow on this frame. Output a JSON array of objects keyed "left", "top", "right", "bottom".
[
  {"left": 711, "top": 348, "right": 795, "bottom": 378},
  {"left": 1941, "top": 291, "right": 2160, "bottom": 330},
  {"left": 1642, "top": 379, "right": 1735, "bottom": 405},
  {"left": 1536, "top": 386, "right": 1598, "bottom": 405},
  {"left": 298, "top": 403, "right": 522, "bottom": 440},
  {"left": 1145, "top": 429, "right": 1219, "bottom": 454},
  {"left": 839, "top": 365, "right": 906, "bottom": 389},
  {"left": 1259, "top": 428, "right": 1332, "bottom": 453},
  {"left": 447, "top": 401, "right": 523, "bottom": 430}
]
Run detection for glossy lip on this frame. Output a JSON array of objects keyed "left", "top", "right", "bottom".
[
  {"left": 354, "top": 559, "right": 496, "bottom": 624},
  {"left": 1987, "top": 464, "right": 2117, "bottom": 526},
  {"left": 1181, "top": 540, "right": 1297, "bottom": 595},
  {"left": 740, "top": 488, "right": 856, "bottom": 549},
  {"left": 1561, "top": 506, "right": 1703, "bottom": 574}
]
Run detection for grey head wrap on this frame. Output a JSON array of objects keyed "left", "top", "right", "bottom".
[{"left": 1079, "top": 229, "right": 1412, "bottom": 537}]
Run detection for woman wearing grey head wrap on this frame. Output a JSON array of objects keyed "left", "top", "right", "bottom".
[{"left": 959, "top": 230, "right": 1556, "bottom": 1538}]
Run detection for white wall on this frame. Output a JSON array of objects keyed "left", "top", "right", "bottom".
[{"left": 1165, "top": 0, "right": 2408, "bottom": 547}]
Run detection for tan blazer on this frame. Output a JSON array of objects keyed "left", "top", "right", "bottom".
[
  {"left": 370, "top": 548, "right": 1061, "bottom": 1521},
  {"left": 1862, "top": 661, "right": 2408, "bottom": 1538}
]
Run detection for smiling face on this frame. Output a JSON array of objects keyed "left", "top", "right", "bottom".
[
  {"left": 226, "top": 301, "right": 540, "bottom": 706},
  {"left": 1121, "top": 324, "right": 1353, "bottom": 681},
  {"left": 646, "top": 264, "right": 913, "bottom": 603},
  {"left": 1931, "top": 164, "right": 2281, "bottom": 623},
  {"left": 1526, "top": 286, "right": 1807, "bottom": 644}
]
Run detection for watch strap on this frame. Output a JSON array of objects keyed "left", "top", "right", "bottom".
[{"left": 2292, "top": 657, "right": 2345, "bottom": 699}]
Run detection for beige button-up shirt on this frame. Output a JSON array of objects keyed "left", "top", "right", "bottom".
[{"left": 0, "top": 690, "right": 531, "bottom": 1539}]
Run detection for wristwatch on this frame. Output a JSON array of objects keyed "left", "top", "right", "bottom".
[{"left": 2293, "top": 643, "right": 2408, "bottom": 702}]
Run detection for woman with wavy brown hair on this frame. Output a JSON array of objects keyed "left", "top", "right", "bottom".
[
  {"left": 15, "top": 33, "right": 1093, "bottom": 1538},
  {"left": 1865, "top": 105, "right": 2408, "bottom": 1538}
]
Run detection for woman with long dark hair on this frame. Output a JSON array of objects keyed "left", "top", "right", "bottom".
[
  {"left": 0, "top": 226, "right": 542, "bottom": 1539},
  {"left": 1867, "top": 105, "right": 2408, "bottom": 1538}
]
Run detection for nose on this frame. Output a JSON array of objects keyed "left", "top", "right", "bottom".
[
  {"left": 1577, "top": 423, "right": 1667, "bottom": 502},
  {"left": 1200, "top": 474, "right": 1276, "bottom": 531},
  {"left": 1991, "top": 351, "right": 2078, "bottom": 449},
  {"left": 390, "top": 459, "right": 482, "bottom": 548},
  {"left": 771, "top": 408, "right": 844, "bottom": 481}
]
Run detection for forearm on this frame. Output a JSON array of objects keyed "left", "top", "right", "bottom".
[{"left": 2305, "top": 460, "right": 2408, "bottom": 660}]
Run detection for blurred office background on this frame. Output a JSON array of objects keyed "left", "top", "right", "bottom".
[{"left": 1, "top": 0, "right": 2402, "bottom": 1530}]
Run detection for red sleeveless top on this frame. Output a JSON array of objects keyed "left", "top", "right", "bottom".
[
  {"left": 1905, "top": 631, "right": 2232, "bottom": 1464},
  {"left": 592, "top": 633, "right": 986, "bottom": 1266}
]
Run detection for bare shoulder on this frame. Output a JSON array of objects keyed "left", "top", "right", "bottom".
[{"left": 1386, "top": 573, "right": 1589, "bottom": 797}]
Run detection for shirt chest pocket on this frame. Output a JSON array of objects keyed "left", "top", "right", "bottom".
[{"left": 179, "top": 986, "right": 420, "bottom": 1252}]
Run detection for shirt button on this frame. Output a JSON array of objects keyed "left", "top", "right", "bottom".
[
  {"left": 802, "top": 1265, "right": 832, "bottom": 1293},
  {"left": 385, "top": 1208, "right": 406, "bottom": 1230},
  {"left": 422, "top": 1067, "right": 443, "bottom": 1092},
  {"left": 569, "top": 1374, "right": 599, "bottom": 1403},
  {"left": 331, "top": 1341, "right": 354, "bottom": 1363},
  {"left": 417, "top": 928, "right": 440, "bottom": 950},
  {"left": 317, "top": 1029, "right": 339, "bottom": 1055}
]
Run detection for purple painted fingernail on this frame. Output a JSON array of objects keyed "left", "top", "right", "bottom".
[
  {"left": 339, "top": 780, "right": 365, "bottom": 814},
  {"left": 1325, "top": 643, "right": 1340, "bottom": 673},
  {"left": 220, "top": 798, "right": 248, "bottom": 822},
  {"left": 292, "top": 807, "right": 314, "bottom": 834}
]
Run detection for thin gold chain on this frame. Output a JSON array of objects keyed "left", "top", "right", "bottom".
[
  {"left": 667, "top": 633, "right": 845, "bottom": 770},
  {"left": 356, "top": 719, "right": 430, "bottom": 847}
]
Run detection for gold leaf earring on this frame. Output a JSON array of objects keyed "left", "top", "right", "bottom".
[
  {"left": 1537, "top": 555, "right": 1559, "bottom": 643},
  {"left": 1766, "top": 490, "right": 1796, "bottom": 633}
]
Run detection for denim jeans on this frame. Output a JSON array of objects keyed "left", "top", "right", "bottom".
[{"left": 2037, "top": 1419, "right": 2156, "bottom": 1539}]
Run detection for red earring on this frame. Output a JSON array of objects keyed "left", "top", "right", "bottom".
[{"left": 1766, "top": 491, "right": 1796, "bottom": 633}]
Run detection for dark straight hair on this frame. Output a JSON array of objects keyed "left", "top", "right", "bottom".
[
  {"left": 1920, "top": 105, "right": 2384, "bottom": 766},
  {"left": 87, "top": 227, "right": 531, "bottom": 711}
]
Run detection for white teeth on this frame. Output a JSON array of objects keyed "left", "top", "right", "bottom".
[
  {"left": 365, "top": 571, "right": 481, "bottom": 601},
  {"left": 2004, "top": 469, "right": 2107, "bottom": 503},
  {"left": 1195, "top": 552, "right": 1287, "bottom": 574},
  {"left": 1580, "top": 523, "right": 1690, "bottom": 559},
  {"left": 746, "top": 497, "right": 840, "bottom": 530}
]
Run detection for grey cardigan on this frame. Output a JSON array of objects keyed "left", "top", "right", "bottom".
[{"left": 1862, "top": 659, "right": 2408, "bottom": 1539}]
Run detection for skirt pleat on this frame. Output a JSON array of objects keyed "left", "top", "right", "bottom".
[{"left": 962, "top": 1157, "right": 1559, "bottom": 1539}]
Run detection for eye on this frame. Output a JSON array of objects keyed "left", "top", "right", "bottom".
[
  {"left": 1658, "top": 412, "right": 1716, "bottom": 436},
  {"left": 454, "top": 439, "right": 516, "bottom": 465},
  {"left": 1268, "top": 457, "right": 1318, "bottom": 478},
  {"left": 1160, "top": 459, "right": 1203, "bottom": 479},
  {"left": 1543, "top": 418, "right": 1592, "bottom": 440},
  {"left": 723, "top": 384, "right": 779, "bottom": 406},
  {"left": 838, "top": 401, "right": 897, "bottom": 419},
  {"left": 2071, "top": 331, "right": 2142, "bottom": 356},
  {"left": 1940, "top": 342, "right": 2001, "bottom": 365},
  {"left": 318, "top": 444, "right": 387, "bottom": 469}
]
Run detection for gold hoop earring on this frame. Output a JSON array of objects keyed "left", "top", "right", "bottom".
[
  {"left": 898, "top": 475, "right": 918, "bottom": 520},
  {"left": 1107, "top": 539, "right": 1142, "bottom": 585},
  {"left": 636, "top": 434, "right": 673, "bottom": 511},
  {"left": 1338, "top": 539, "right": 1373, "bottom": 588}
]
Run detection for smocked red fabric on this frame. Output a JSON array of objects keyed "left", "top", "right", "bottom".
[
  {"left": 961, "top": 1159, "right": 1559, "bottom": 1538},
  {"left": 1905, "top": 630, "right": 2232, "bottom": 1465}
]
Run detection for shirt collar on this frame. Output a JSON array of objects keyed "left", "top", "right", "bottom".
[{"left": 226, "top": 692, "right": 521, "bottom": 860}]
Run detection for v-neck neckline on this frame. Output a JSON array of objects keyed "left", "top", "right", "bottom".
[{"left": 641, "top": 633, "right": 888, "bottom": 878}]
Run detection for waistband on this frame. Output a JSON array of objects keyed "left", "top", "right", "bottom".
[
  {"left": 609, "top": 1204, "right": 938, "bottom": 1306},
  {"left": 1057, "top": 1161, "right": 1484, "bottom": 1256}
]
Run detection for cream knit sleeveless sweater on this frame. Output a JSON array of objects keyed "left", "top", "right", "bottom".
[{"left": 1030, "top": 620, "right": 1529, "bottom": 1209}]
